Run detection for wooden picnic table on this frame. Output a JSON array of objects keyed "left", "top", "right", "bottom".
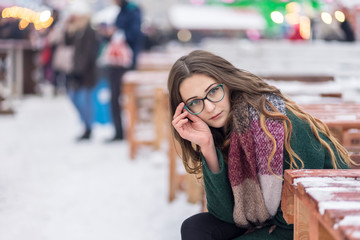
[
  {"left": 281, "top": 169, "right": 360, "bottom": 240},
  {"left": 122, "top": 70, "right": 169, "bottom": 159},
  {"left": 300, "top": 103, "right": 360, "bottom": 151},
  {"left": 299, "top": 103, "right": 360, "bottom": 129},
  {"left": 122, "top": 70, "right": 204, "bottom": 205}
]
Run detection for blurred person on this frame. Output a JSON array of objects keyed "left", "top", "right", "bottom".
[
  {"left": 168, "top": 50, "right": 354, "bottom": 240},
  {"left": 317, "top": 19, "right": 344, "bottom": 41},
  {"left": 63, "top": 2, "right": 98, "bottom": 141},
  {"left": 38, "top": 9, "right": 60, "bottom": 93},
  {"left": 105, "top": 0, "right": 143, "bottom": 142},
  {"left": 339, "top": 6, "right": 355, "bottom": 42}
]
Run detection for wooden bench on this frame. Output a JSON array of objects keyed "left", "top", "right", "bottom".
[
  {"left": 122, "top": 69, "right": 204, "bottom": 206},
  {"left": 266, "top": 79, "right": 343, "bottom": 102},
  {"left": 281, "top": 169, "right": 360, "bottom": 240},
  {"left": 122, "top": 70, "right": 169, "bottom": 159},
  {"left": 168, "top": 137, "right": 204, "bottom": 206},
  {"left": 299, "top": 103, "right": 360, "bottom": 165}
]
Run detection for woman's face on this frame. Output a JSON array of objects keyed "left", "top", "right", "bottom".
[{"left": 179, "top": 74, "right": 231, "bottom": 128}]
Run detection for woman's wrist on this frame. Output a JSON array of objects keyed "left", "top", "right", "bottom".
[
  {"left": 200, "top": 139, "right": 220, "bottom": 173},
  {"left": 198, "top": 133, "right": 214, "bottom": 151}
]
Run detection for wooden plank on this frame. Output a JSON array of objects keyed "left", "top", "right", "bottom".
[
  {"left": 294, "top": 195, "right": 310, "bottom": 240},
  {"left": 281, "top": 180, "right": 295, "bottom": 224},
  {"left": 284, "top": 169, "right": 360, "bottom": 181},
  {"left": 309, "top": 211, "right": 320, "bottom": 240},
  {"left": 340, "top": 225, "right": 360, "bottom": 240},
  {"left": 154, "top": 88, "right": 166, "bottom": 150},
  {"left": 168, "top": 137, "right": 179, "bottom": 202},
  {"left": 318, "top": 221, "right": 337, "bottom": 240},
  {"left": 261, "top": 75, "right": 334, "bottom": 82}
]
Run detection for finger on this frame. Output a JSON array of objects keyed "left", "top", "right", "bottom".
[
  {"left": 186, "top": 111, "right": 200, "bottom": 122},
  {"left": 172, "top": 113, "right": 189, "bottom": 129},
  {"left": 173, "top": 120, "right": 190, "bottom": 138},
  {"left": 173, "top": 102, "right": 185, "bottom": 119},
  {"left": 173, "top": 118, "right": 189, "bottom": 130},
  {"left": 172, "top": 110, "right": 188, "bottom": 125}
]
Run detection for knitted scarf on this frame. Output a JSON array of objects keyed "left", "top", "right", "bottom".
[{"left": 228, "top": 94, "right": 286, "bottom": 227}]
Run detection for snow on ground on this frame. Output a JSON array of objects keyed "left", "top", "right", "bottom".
[{"left": 0, "top": 95, "right": 200, "bottom": 240}]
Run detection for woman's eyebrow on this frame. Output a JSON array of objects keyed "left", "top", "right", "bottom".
[
  {"left": 204, "top": 83, "right": 217, "bottom": 92},
  {"left": 185, "top": 96, "right": 197, "bottom": 103},
  {"left": 185, "top": 83, "right": 217, "bottom": 103}
]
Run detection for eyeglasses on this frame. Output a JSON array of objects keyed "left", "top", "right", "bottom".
[{"left": 184, "top": 84, "right": 225, "bottom": 115}]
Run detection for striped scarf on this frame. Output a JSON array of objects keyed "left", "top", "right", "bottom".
[{"left": 228, "top": 94, "right": 286, "bottom": 227}]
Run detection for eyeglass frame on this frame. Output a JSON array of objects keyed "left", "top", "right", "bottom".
[{"left": 183, "top": 84, "right": 225, "bottom": 115}]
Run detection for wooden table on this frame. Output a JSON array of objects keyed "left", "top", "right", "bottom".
[
  {"left": 281, "top": 169, "right": 360, "bottom": 240},
  {"left": 122, "top": 70, "right": 204, "bottom": 205},
  {"left": 299, "top": 103, "right": 360, "bottom": 129},
  {"left": 0, "top": 40, "right": 35, "bottom": 114},
  {"left": 122, "top": 70, "right": 169, "bottom": 159},
  {"left": 300, "top": 103, "right": 360, "bottom": 152}
]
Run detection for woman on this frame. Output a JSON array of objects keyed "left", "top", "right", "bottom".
[
  {"left": 168, "top": 50, "right": 353, "bottom": 240},
  {"left": 64, "top": 7, "right": 98, "bottom": 141}
]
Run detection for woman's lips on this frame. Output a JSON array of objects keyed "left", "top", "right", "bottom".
[{"left": 210, "top": 112, "right": 222, "bottom": 120}]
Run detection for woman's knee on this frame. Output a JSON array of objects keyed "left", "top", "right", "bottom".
[
  {"left": 181, "top": 213, "right": 246, "bottom": 240},
  {"left": 181, "top": 213, "right": 213, "bottom": 240}
]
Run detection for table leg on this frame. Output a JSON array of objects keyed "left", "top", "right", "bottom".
[{"left": 294, "top": 195, "right": 310, "bottom": 240}]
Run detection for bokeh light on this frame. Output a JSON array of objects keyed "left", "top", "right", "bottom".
[
  {"left": 321, "top": 12, "right": 332, "bottom": 24},
  {"left": 40, "top": 10, "right": 51, "bottom": 22},
  {"left": 271, "top": 11, "right": 284, "bottom": 24},
  {"left": 177, "top": 29, "right": 192, "bottom": 42},
  {"left": 299, "top": 16, "right": 311, "bottom": 39},
  {"left": 286, "top": 12, "right": 300, "bottom": 25},
  {"left": 286, "top": 2, "right": 301, "bottom": 13},
  {"left": 1, "top": 6, "right": 54, "bottom": 30},
  {"left": 334, "top": 10, "right": 345, "bottom": 22}
]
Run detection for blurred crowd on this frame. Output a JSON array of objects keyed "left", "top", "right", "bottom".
[
  {"left": 0, "top": 0, "right": 150, "bottom": 142},
  {"left": 41, "top": 0, "right": 144, "bottom": 142},
  {"left": 0, "top": 0, "right": 358, "bottom": 143}
]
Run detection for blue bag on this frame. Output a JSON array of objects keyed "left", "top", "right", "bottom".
[{"left": 92, "top": 78, "right": 112, "bottom": 125}]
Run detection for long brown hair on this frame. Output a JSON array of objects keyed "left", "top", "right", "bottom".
[{"left": 168, "top": 50, "right": 353, "bottom": 175}]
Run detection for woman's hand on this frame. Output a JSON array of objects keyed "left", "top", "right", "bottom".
[
  {"left": 172, "top": 102, "right": 220, "bottom": 173},
  {"left": 172, "top": 102, "right": 212, "bottom": 148}
]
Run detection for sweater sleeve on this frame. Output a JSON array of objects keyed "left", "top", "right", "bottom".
[{"left": 202, "top": 148, "right": 235, "bottom": 223}]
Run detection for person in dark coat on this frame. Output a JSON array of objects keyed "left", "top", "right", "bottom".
[
  {"left": 339, "top": 7, "right": 355, "bottom": 42},
  {"left": 106, "top": 0, "right": 143, "bottom": 142},
  {"left": 65, "top": 8, "right": 98, "bottom": 140}
]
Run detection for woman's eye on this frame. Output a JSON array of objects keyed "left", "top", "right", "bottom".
[
  {"left": 188, "top": 99, "right": 200, "bottom": 107},
  {"left": 209, "top": 86, "right": 220, "bottom": 96}
]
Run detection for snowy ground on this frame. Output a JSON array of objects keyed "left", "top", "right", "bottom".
[
  {"left": 0, "top": 74, "right": 359, "bottom": 240},
  {"left": 0, "top": 95, "right": 200, "bottom": 240}
]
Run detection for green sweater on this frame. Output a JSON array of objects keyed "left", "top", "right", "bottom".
[{"left": 202, "top": 109, "right": 349, "bottom": 240}]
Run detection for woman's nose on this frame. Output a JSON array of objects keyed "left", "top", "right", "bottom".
[{"left": 204, "top": 99, "right": 215, "bottom": 112}]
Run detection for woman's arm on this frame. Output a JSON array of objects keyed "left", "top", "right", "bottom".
[
  {"left": 172, "top": 102, "right": 220, "bottom": 173},
  {"left": 202, "top": 148, "right": 235, "bottom": 223}
]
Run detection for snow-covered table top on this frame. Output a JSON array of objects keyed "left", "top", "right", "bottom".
[
  {"left": 299, "top": 103, "right": 360, "bottom": 128},
  {"left": 282, "top": 169, "right": 360, "bottom": 240}
]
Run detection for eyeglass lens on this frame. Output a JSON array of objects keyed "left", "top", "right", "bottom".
[{"left": 185, "top": 84, "right": 224, "bottom": 114}]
